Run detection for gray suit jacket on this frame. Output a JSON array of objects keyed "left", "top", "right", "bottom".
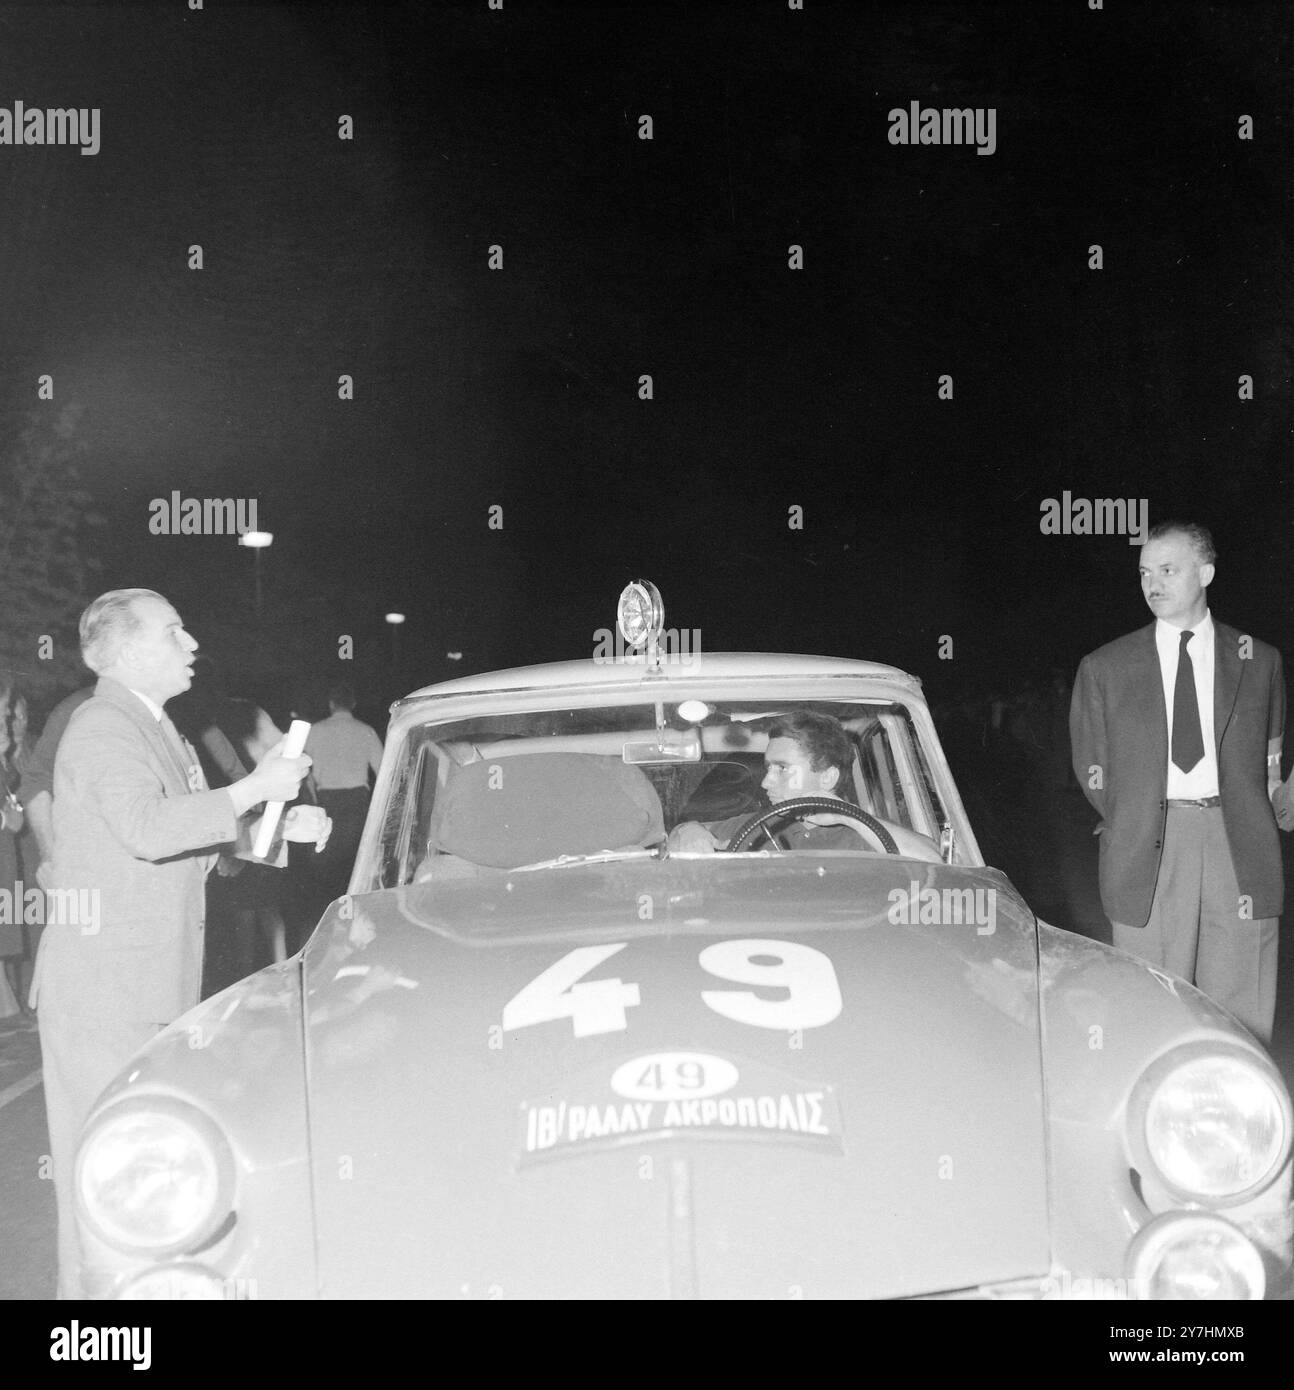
[
  {"left": 32, "top": 676, "right": 240, "bottom": 1024},
  {"left": 1070, "top": 619, "right": 1285, "bottom": 927}
]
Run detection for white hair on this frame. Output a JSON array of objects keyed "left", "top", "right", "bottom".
[{"left": 79, "top": 588, "right": 167, "bottom": 674}]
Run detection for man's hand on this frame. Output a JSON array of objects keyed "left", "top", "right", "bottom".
[
  {"left": 215, "top": 853, "right": 245, "bottom": 878},
  {"left": 283, "top": 804, "right": 332, "bottom": 853},
  {"left": 229, "top": 740, "right": 312, "bottom": 815},
  {"left": 255, "top": 739, "right": 312, "bottom": 802},
  {"left": 668, "top": 822, "right": 720, "bottom": 853}
]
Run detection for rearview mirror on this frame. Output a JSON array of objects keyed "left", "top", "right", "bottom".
[{"left": 623, "top": 732, "right": 702, "bottom": 765}]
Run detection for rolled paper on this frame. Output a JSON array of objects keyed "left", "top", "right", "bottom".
[{"left": 252, "top": 719, "right": 311, "bottom": 858}]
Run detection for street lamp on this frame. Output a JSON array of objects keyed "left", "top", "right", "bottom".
[
  {"left": 238, "top": 530, "right": 273, "bottom": 619},
  {"left": 385, "top": 612, "right": 406, "bottom": 695},
  {"left": 385, "top": 610, "right": 405, "bottom": 662}
]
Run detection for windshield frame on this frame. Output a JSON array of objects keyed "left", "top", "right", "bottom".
[{"left": 352, "top": 672, "right": 984, "bottom": 892}]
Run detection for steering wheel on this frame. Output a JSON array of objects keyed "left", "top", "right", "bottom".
[{"left": 725, "top": 797, "right": 900, "bottom": 854}]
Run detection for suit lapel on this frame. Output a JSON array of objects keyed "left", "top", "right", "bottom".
[
  {"left": 159, "top": 716, "right": 205, "bottom": 791},
  {"left": 90, "top": 678, "right": 219, "bottom": 879},
  {"left": 1130, "top": 624, "right": 1168, "bottom": 767},
  {"left": 1213, "top": 621, "right": 1242, "bottom": 752},
  {"left": 95, "top": 677, "right": 191, "bottom": 795}
]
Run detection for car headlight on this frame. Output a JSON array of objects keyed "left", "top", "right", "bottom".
[
  {"left": 1128, "top": 1043, "right": 1292, "bottom": 1204},
  {"left": 1127, "top": 1213, "right": 1265, "bottom": 1300},
  {"left": 117, "top": 1262, "right": 247, "bottom": 1300},
  {"left": 75, "top": 1097, "right": 235, "bottom": 1256}
]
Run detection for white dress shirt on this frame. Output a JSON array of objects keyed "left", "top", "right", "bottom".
[
  {"left": 306, "top": 710, "right": 384, "bottom": 790},
  {"left": 1155, "top": 611, "right": 1218, "bottom": 799},
  {"left": 127, "top": 687, "right": 165, "bottom": 721}
]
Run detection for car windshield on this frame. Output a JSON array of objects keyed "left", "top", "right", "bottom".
[{"left": 371, "top": 699, "right": 949, "bottom": 889}]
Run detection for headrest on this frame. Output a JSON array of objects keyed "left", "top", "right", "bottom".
[
  {"left": 430, "top": 752, "right": 665, "bottom": 869},
  {"left": 678, "top": 759, "right": 764, "bottom": 821}
]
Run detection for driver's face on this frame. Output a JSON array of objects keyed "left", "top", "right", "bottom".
[{"left": 762, "top": 736, "right": 836, "bottom": 804}]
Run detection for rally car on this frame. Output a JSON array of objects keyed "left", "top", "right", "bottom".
[{"left": 70, "top": 584, "right": 1293, "bottom": 1298}]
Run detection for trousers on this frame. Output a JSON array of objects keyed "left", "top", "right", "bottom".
[
  {"left": 1112, "top": 806, "right": 1278, "bottom": 1042},
  {"left": 37, "top": 1006, "right": 160, "bottom": 1297}
]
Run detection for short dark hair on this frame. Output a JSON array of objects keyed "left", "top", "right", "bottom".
[
  {"left": 1146, "top": 520, "right": 1216, "bottom": 566},
  {"left": 767, "top": 711, "right": 854, "bottom": 791},
  {"left": 328, "top": 680, "right": 357, "bottom": 711}
]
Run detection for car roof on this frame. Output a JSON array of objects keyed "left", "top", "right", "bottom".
[{"left": 395, "top": 652, "right": 922, "bottom": 707}]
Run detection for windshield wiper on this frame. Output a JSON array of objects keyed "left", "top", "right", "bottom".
[{"left": 510, "top": 848, "right": 662, "bottom": 873}]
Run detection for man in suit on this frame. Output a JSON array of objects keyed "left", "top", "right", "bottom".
[
  {"left": 1070, "top": 522, "right": 1293, "bottom": 1042},
  {"left": 31, "top": 588, "right": 314, "bottom": 1296}
]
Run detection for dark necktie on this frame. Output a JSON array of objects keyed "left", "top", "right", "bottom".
[{"left": 1171, "top": 629, "right": 1205, "bottom": 774}]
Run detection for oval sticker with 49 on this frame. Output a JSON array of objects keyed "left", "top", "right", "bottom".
[
  {"left": 501, "top": 939, "right": 843, "bottom": 1039},
  {"left": 610, "top": 1052, "right": 739, "bottom": 1100}
]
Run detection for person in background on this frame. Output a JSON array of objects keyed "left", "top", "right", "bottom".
[
  {"left": 305, "top": 681, "right": 384, "bottom": 900},
  {"left": 201, "top": 699, "right": 308, "bottom": 991},
  {"left": 22, "top": 685, "right": 94, "bottom": 891},
  {"left": 15, "top": 683, "right": 95, "bottom": 1014},
  {"left": 173, "top": 661, "right": 316, "bottom": 992},
  {"left": 0, "top": 683, "right": 26, "bottom": 1018},
  {"left": 9, "top": 690, "right": 33, "bottom": 772}
]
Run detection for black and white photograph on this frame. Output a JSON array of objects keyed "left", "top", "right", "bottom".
[{"left": 1, "top": 0, "right": 1293, "bottom": 1344}]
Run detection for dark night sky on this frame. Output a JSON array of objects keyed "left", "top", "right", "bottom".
[{"left": 0, "top": 0, "right": 1291, "bottom": 719}]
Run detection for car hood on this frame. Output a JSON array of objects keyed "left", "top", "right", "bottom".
[{"left": 302, "top": 857, "right": 1049, "bottom": 1297}]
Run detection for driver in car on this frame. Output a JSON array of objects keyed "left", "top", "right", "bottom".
[{"left": 668, "top": 710, "right": 941, "bottom": 859}]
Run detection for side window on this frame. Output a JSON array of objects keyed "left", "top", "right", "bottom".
[
  {"left": 376, "top": 746, "right": 416, "bottom": 890},
  {"left": 375, "top": 737, "right": 440, "bottom": 889},
  {"left": 409, "top": 747, "right": 441, "bottom": 880},
  {"left": 858, "top": 724, "right": 911, "bottom": 828},
  {"left": 881, "top": 712, "right": 945, "bottom": 841}
]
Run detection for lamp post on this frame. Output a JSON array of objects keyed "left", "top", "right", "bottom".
[{"left": 239, "top": 530, "right": 274, "bottom": 619}]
